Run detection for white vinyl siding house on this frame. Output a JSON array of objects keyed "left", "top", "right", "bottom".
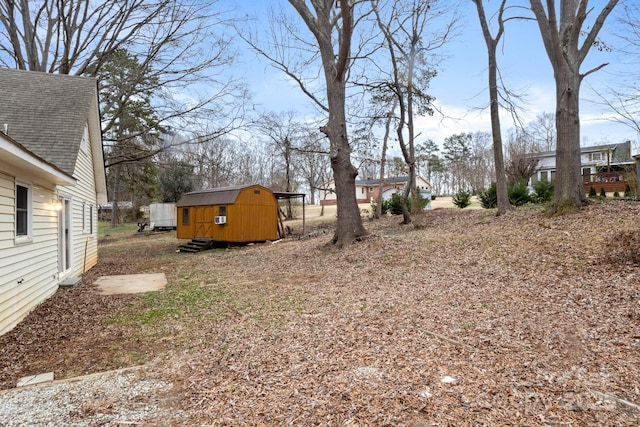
[
  {"left": 56, "top": 124, "right": 101, "bottom": 281},
  {"left": 0, "top": 172, "right": 60, "bottom": 335},
  {"left": 0, "top": 69, "right": 107, "bottom": 336},
  {"left": 321, "top": 176, "right": 432, "bottom": 205},
  {"left": 528, "top": 142, "right": 637, "bottom": 193}
]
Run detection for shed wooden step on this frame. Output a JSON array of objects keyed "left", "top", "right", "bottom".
[{"left": 178, "top": 238, "right": 214, "bottom": 253}]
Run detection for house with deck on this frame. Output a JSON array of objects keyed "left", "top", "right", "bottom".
[
  {"left": 0, "top": 68, "right": 107, "bottom": 336},
  {"left": 528, "top": 142, "right": 638, "bottom": 193}
]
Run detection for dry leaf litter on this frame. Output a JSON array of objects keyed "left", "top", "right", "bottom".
[{"left": 0, "top": 201, "right": 638, "bottom": 426}]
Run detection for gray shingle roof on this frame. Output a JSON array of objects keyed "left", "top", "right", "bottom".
[{"left": 0, "top": 67, "right": 98, "bottom": 175}]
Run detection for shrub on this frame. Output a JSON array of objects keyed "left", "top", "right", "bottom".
[
  {"left": 410, "top": 189, "right": 430, "bottom": 213},
  {"left": 624, "top": 184, "right": 636, "bottom": 198},
  {"left": 452, "top": 189, "right": 471, "bottom": 209},
  {"left": 371, "top": 198, "right": 394, "bottom": 216},
  {"left": 613, "top": 191, "right": 620, "bottom": 198},
  {"left": 478, "top": 182, "right": 497, "bottom": 209},
  {"left": 589, "top": 186, "right": 597, "bottom": 198},
  {"left": 600, "top": 188, "right": 606, "bottom": 198},
  {"left": 532, "top": 179, "right": 554, "bottom": 204},
  {"left": 508, "top": 180, "right": 531, "bottom": 206},
  {"left": 381, "top": 188, "right": 430, "bottom": 215}
]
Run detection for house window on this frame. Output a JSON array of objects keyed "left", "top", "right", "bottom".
[
  {"left": 89, "top": 205, "right": 94, "bottom": 235},
  {"left": 15, "top": 182, "right": 31, "bottom": 239},
  {"left": 361, "top": 187, "right": 365, "bottom": 194},
  {"left": 219, "top": 206, "right": 227, "bottom": 216},
  {"left": 592, "top": 152, "right": 602, "bottom": 161},
  {"left": 550, "top": 170, "right": 556, "bottom": 182},
  {"left": 82, "top": 202, "right": 87, "bottom": 233},
  {"left": 182, "top": 208, "right": 190, "bottom": 225},
  {"left": 369, "top": 187, "right": 374, "bottom": 192},
  {"left": 539, "top": 171, "right": 548, "bottom": 182}
]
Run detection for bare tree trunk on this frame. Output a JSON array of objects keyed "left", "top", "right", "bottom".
[
  {"left": 555, "top": 68, "right": 585, "bottom": 206},
  {"left": 472, "top": 0, "right": 512, "bottom": 215},
  {"left": 529, "top": 0, "right": 619, "bottom": 211},
  {"left": 285, "top": 137, "right": 293, "bottom": 219},
  {"left": 289, "top": 0, "right": 367, "bottom": 247},
  {"left": 110, "top": 163, "right": 121, "bottom": 228},
  {"left": 323, "top": 81, "right": 367, "bottom": 246},
  {"left": 376, "top": 109, "right": 394, "bottom": 219}
]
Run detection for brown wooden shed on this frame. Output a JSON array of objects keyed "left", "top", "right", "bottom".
[{"left": 176, "top": 184, "right": 279, "bottom": 243}]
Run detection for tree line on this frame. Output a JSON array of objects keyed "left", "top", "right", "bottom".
[{"left": 0, "top": 0, "right": 636, "bottom": 245}]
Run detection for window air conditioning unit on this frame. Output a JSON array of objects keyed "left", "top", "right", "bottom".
[{"left": 214, "top": 216, "right": 226, "bottom": 225}]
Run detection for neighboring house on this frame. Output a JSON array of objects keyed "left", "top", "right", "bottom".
[
  {"left": 321, "top": 176, "right": 431, "bottom": 205},
  {"left": 529, "top": 141, "right": 637, "bottom": 193},
  {"left": 176, "top": 185, "right": 279, "bottom": 244},
  {"left": 0, "top": 68, "right": 107, "bottom": 336}
]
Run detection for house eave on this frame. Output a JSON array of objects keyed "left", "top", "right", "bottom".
[
  {"left": 88, "top": 84, "right": 108, "bottom": 205},
  {"left": 0, "top": 134, "right": 76, "bottom": 186}
]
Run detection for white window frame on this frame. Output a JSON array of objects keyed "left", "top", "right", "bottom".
[
  {"left": 15, "top": 180, "right": 33, "bottom": 244},
  {"left": 82, "top": 201, "right": 87, "bottom": 233},
  {"left": 592, "top": 152, "right": 602, "bottom": 161},
  {"left": 89, "top": 205, "right": 94, "bottom": 235}
]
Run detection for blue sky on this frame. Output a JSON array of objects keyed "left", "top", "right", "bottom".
[{"left": 228, "top": 1, "right": 638, "bottom": 152}]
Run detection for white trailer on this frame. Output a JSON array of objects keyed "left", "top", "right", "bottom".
[{"left": 149, "top": 203, "right": 177, "bottom": 230}]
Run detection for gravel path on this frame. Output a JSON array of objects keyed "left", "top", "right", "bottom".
[{"left": 0, "top": 366, "right": 184, "bottom": 426}]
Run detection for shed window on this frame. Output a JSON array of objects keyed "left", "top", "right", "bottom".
[
  {"left": 182, "top": 208, "right": 190, "bottom": 225},
  {"left": 254, "top": 189, "right": 261, "bottom": 194},
  {"left": 219, "top": 206, "right": 227, "bottom": 216},
  {"left": 16, "top": 183, "right": 31, "bottom": 238}
]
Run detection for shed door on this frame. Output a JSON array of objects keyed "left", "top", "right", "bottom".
[{"left": 194, "top": 207, "right": 215, "bottom": 238}]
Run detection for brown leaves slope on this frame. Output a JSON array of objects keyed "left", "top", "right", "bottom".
[
  {"left": 2, "top": 202, "right": 640, "bottom": 426},
  {"left": 165, "top": 202, "right": 640, "bottom": 426}
]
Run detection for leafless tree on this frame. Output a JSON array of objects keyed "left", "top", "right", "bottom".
[
  {"left": 372, "top": 0, "right": 456, "bottom": 223},
  {"left": 505, "top": 129, "right": 540, "bottom": 186},
  {"left": 526, "top": 112, "right": 557, "bottom": 152},
  {"left": 472, "top": 0, "right": 512, "bottom": 215},
  {"left": 0, "top": 0, "right": 246, "bottom": 165},
  {"left": 468, "top": 131, "right": 495, "bottom": 194},
  {"left": 594, "top": 4, "right": 640, "bottom": 152},
  {"left": 257, "top": 111, "right": 308, "bottom": 219},
  {"left": 528, "top": 0, "right": 619, "bottom": 212},
  {"left": 243, "top": 0, "right": 368, "bottom": 247},
  {"left": 375, "top": 107, "right": 395, "bottom": 218},
  {"left": 297, "top": 132, "right": 332, "bottom": 206}
]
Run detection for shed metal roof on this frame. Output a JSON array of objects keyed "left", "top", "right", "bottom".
[{"left": 176, "top": 184, "right": 273, "bottom": 207}]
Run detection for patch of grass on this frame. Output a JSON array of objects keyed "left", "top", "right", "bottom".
[
  {"left": 99, "top": 221, "right": 139, "bottom": 238},
  {"left": 461, "top": 321, "right": 477, "bottom": 331},
  {"left": 108, "top": 282, "right": 228, "bottom": 326}
]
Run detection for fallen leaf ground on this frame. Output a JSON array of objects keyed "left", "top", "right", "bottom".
[{"left": 1, "top": 201, "right": 639, "bottom": 426}]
